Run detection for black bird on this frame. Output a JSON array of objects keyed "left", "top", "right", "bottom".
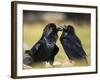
[
  {"left": 60, "top": 25, "right": 88, "bottom": 63},
  {"left": 25, "top": 23, "right": 60, "bottom": 66}
]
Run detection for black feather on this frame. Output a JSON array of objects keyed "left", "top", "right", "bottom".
[
  {"left": 25, "top": 23, "right": 59, "bottom": 65},
  {"left": 60, "top": 25, "right": 87, "bottom": 63}
]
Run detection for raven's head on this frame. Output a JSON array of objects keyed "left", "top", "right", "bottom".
[
  {"left": 42, "top": 23, "right": 59, "bottom": 44},
  {"left": 43, "top": 23, "right": 57, "bottom": 36},
  {"left": 60, "top": 24, "right": 75, "bottom": 35}
]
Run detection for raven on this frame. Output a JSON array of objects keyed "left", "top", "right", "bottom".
[
  {"left": 60, "top": 25, "right": 88, "bottom": 63},
  {"left": 25, "top": 23, "right": 60, "bottom": 66}
]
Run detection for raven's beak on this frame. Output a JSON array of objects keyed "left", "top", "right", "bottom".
[
  {"left": 58, "top": 25, "right": 65, "bottom": 31},
  {"left": 57, "top": 26, "right": 63, "bottom": 31},
  {"left": 60, "top": 24, "right": 68, "bottom": 30}
]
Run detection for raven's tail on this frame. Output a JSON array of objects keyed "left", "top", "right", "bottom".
[
  {"left": 25, "top": 50, "right": 30, "bottom": 54},
  {"left": 25, "top": 50, "right": 32, "bottom": 57}
]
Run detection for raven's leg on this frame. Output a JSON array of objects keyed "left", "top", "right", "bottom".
[
  {"left": 49, "top": 58, "right": 54, "bottom": 66},
  {"left": 49, "top": 45, "right": 59, "bottom": 66}
]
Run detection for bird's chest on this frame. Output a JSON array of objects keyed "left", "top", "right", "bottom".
[
  {"left": 46, "top": 42, "right": 55, "bottom": 49},
  {"left": 41, "top": 40, "right": 55, "bottom": 52},
  {"left": 48, "top": 33, "right": 58, "bottom": 42}
]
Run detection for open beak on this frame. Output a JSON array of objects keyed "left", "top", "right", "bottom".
[
  {"left": 57, "top": 26, "right": 63, "bottom": 31},
  {"left": 60, "top": 24, "right": 68, "bottom": 30},
  {"left": 57, "top": 24, "right": 67, "bottom": 31}
]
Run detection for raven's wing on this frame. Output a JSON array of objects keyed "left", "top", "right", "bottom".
[
  {"left": 60, "top": 36, "right": 86, "bottom": 59},
  {"left": 29, "top": 41, "right": 41, "bottom": 57},
  {"left": 24, "top": 41, "right": 41, "bottom": 64},
  {"left": 68, "top": 36, "right": 87, "bottom": 56}
]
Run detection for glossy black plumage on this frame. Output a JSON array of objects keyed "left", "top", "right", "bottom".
[
  {"left": 25, "top": 23, "right": 59, "bottom": 65},
  {"left": 60, "top": 25, "right": 87, "bottom": 63}
]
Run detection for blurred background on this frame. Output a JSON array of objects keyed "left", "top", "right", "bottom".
[{"left": 23, "top": 10, "right": 91, "bottom": 69}]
